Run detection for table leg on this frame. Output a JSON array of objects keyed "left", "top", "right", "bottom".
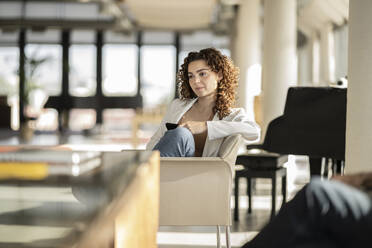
[
  {"left": 271, "top": 175, "right": 276, "bottom": 219},
  {"left": 234, "top": 176, "right": 239, "bottom": 221}
]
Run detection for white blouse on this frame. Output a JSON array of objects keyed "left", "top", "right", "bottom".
[{"left": 146, "top": 98, "right": 261, "bottom": 157}]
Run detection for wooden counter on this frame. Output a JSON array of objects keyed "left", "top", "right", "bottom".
[{"left": 0, "top": 150, "right": 160, "bottom": 248}]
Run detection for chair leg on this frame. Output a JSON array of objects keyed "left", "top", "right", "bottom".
[
  {"left": 225, "top": 225, "right": 231, "bottom": 248},
  {"left": 271, "top": 175, "right": 276, "bottom": 219},
  {"left": 282, "top": 174, "right": 287, "bottom": 206},
  {"left": 247, "top": 178, "right": 252, "bottom": 214},
  {"left": 334, "top": 159, "right": 344, "bottom": 175},
  {"left": 234, "top": 176, "right": 239, "bottom": 221},
  {"left": 216, "top": 225, "right": 221, "bottom": 248},
  {"left": 340, "top": 160, "right": 345, "bottom": 175},
  {"left": 323, "top": 157, "right": 329, "bottom": 178}
]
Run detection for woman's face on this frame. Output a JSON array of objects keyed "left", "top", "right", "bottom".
[{"left": 187, "top": 59, "right": 222, "bottom": 98}]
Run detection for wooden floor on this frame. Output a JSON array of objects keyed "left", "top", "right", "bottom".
[{"left": 157, "top": 156, "right": 310, "bottom": 248}]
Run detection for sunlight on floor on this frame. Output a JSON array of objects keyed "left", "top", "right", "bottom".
[{"left": 157, "top": 230, "right": 258, "bottom": 248}]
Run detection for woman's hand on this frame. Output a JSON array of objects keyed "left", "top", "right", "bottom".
[
  {"left": 332, "top": 172, "right": 372, "bottom": 190},
  {"left": 179, "top": 121, "right": 207, "bottom": 134},
  {"left": 332, "top": 174, "right": 365, "bottom": 189}
]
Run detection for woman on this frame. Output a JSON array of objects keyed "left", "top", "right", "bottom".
[{"left": 146, "top": 48, "right": 260, "bottom": 157}]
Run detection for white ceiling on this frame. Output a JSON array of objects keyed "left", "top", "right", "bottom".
[
  {"left": 123, "top": 0, "right": 350, "bottom": 34},
  {"left": 0, "top": 0, "right": 350, "bottom": 36},
  {"left": 124, "top": 0, "right": 217, "bottom": 30},
  {"left": 298, "top": 0, "right": 349, "bottom": 36}
]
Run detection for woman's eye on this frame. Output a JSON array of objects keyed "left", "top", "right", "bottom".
[
  {"left": 200, "top": 72, "right": 207, "bottom": 77},
  {"left": 188, "top": 75, "right": 194, "bottom": 79}
]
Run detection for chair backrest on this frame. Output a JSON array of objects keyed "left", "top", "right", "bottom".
[
  {"left": 218, "top": 134, "right": 243, "bottom": 177},
  {"left": 159, "top": 134, "right": 242, "bottom": 226},
  {"left": 218, "top": 134, "right": 243, "bottom": 165}
]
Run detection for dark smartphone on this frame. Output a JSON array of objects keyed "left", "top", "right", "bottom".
[{"left": 166, "top": 122, "right": 179, "bottom": 130}]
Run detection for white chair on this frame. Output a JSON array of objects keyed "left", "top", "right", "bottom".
[{"left": 159, "top": 134, "right": 242, "bottom": 248}]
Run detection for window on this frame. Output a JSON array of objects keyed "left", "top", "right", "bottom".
[
  {"left": 0, "top": 46, "right": 19, "bottom": 96},
  {"left": 69, "top": 109, "right": 96, "bottom": 131},
  {"left": 0, "top": 46, "right": 19, "bottom": 130},
  {"left": 142, "top": 31, "right": 174, "bottom": 44},
  {"left": 69, "top": 44, "right": 96, "bottom": 96},
  {"left": 103, "top": 108, "right": 135, "bottom": 132},
  {"left": 140, "top": 45, "right": 176, "bottom": 108},
  {"left": 25, "top": 44, "right": 62, "bottom": 96},
  {"left": 179, "top": 31, "right": 231, "bottom": 67},
  {"left": 102, "top": 44, "right": 138, "bottom": 96},
  {"left": 179, "top": 48, "right": 231, "bottom": 67},
  {"left": 35, "top": 108, "right": 58, "bottom": 131}
]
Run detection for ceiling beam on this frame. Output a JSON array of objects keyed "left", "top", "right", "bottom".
[
  {"left": 0, "top": 18, "right": 116, "bottom": 30},
  {"left": 0, "top": 0, "right": 134, "bottom": 31}
]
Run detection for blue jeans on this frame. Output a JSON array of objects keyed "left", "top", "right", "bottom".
[
  {"left": 153, "top": 127, "right": 195, "bottom": 157},
  {"left": 242, "top": 178, "right": 372, "bottom": 248}
]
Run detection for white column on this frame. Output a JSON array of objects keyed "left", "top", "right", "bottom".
[
  {"left": 298, "top": 32, "right": 320, "bottom": 86},
  {"left": 231, "top": 0, "right": 261, "bottom": 120},
  {"left": 298, "top": 32, "right": 318, "bottom": 86},
  {"left": 319, "top": 23, "right": 335, "bottom": 85},
  {"left": 345, "top": 1, "right": 372, "bottom": 173},
  {"left": 311, "top": 32, "right": 320, "bottom": 85},
  {"left": 261, "top": 0, "right": 297, "bottom": 136},
  {"left": 297, "top": 45, "right": 308, "bottom": 86}
]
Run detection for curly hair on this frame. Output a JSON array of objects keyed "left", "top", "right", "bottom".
[{"left": 177, "top": 47, "right": 239, "bottom": 119}]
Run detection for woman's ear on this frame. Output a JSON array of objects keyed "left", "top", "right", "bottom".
[{"left": 217, "top": 71, "right": 223, "bottom": 81}]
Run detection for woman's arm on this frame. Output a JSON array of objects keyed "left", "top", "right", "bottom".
[
  {"left": 146, "top": 99, "right": 183, "bottom": 150},
  {"left": 206, "top": 108, "right": 261, "bottom": 142},
  {"left": 146, "top": 121, "right": 166, "bottom": 150}
]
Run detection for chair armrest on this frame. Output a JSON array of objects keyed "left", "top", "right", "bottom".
[
  {"left": 246, "top": 144, "right": 264, "bottom": 150},
  {"left": 160, "top": 157, "right": 223, "bottom": 163},
  {"left": 160, "top": 157, "right": 234, "bottom": 181}
]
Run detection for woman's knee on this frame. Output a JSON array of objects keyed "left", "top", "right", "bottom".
[{"left": 154, "top": 127, "right": 195, "bottom": 157}]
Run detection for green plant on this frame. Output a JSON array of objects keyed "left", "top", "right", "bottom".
[{"left": 15, "top": 48, "right": 51, "bottom": 105}]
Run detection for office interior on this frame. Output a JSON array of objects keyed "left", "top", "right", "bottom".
[{"left": 1, "top": 0, "right": 371, "bottom": 247}]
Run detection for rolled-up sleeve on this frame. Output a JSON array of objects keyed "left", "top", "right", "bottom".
[
  {"left": 206, "top": 108, "right": 260, "bottom": 142},
  {"left": 146, "top": 102, "right": 174, "bottom": 150},
  {"left": 146, "top": 99, "right": 188, "bottom": 150}
]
